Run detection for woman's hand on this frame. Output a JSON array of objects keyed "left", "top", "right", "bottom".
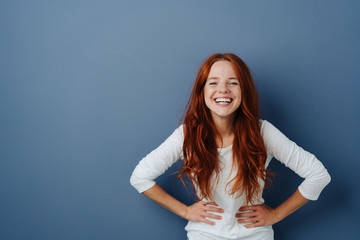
[
  {"left": 235, "top": 204, "right": 281, "bottom": 228},
  {"left": 185, "top": 201, "right": 224, "bottom": 225}
]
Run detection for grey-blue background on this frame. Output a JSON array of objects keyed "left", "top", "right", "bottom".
[{"left": 1, "top": 0, "right": 359, "bottom": 239}]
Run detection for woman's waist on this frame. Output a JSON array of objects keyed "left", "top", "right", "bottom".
[
  {"left": 185, "top": 198, "right": 269, "bottom": 238},
  {"left": 185, "top": 219, "right": 273, "bottom": 239}
]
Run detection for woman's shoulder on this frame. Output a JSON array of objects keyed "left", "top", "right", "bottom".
[
  {"left": 168, "top": 124, "right": 184, "bottom": 142},
  {"left": 259, "top": 119, "right": 271, "bottom": 132},
  {"left": 174, "top": 124, "right": 184, "bottom": 135},
  {"left": 259, "top": 119, "right": 283, "bottom": 139}
]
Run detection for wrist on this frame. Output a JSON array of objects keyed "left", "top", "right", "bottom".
[
  {"left": 182, "top": 205, "right": 189, "bottom": 220},
  {"left": 273, "top": 208, "right": 283, "bottom": 223}
]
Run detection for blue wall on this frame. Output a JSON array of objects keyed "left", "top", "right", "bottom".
[{"left": 1, "top": 0, "right": 359, "bottom": 239}]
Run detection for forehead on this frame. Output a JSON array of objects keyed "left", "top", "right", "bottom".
[{"left": 208, "top": 60, "right": 237, "bottom": 78}]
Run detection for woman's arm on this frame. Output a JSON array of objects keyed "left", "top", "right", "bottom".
[
  {"left": 130, "top": 126, "right": 184, "bottom": 193},
  {"left": 143, "top": 184, "right": 224, "bottom": 225},
  {"left": 130, "top": 126, "right": 224, "bottom": 225},
  {"left": 236, "top": 189, "right": 308, "bottom": 227},
  {"left": 273, "top": 189, "right": 309, "bottom": 222},
  {"left": 236, "top": 120, "right": 331, "bottom": 227},
  {"left": 260, "top": 120, "right": 331, "bottom": 201}
]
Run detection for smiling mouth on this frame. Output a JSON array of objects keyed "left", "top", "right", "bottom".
[{"left": 214, "top": 98, "right": 233, "bottom": 104}]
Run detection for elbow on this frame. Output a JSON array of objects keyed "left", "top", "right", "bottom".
[
  {"left": 318, "top": 170, "right": 331, "bottom": 191},
  {"left": 129, "top": 172, "right": 155, "bottom": 193},
  {"left": 129, "top": 172, "right": 137, "bottom": 189},
  {"left": 324, "top": 171, "right": 331, "bottom": 186},
  {"left": 129, "top": 173, "right": 143, "bottom": 192},
  {"left": 299, "top": 169, "right": 332, "bottom": 201}
]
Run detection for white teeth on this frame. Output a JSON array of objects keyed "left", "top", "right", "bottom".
[{"left": 215, "top": 98, "right": 232, "bottom": 104}]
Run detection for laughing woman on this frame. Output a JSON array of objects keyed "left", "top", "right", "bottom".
[{"left": 130, "top": 53, "right": 331, "bottom": 240}]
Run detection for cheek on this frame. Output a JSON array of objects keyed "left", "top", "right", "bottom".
[
  {"left": 204, "top": 95, "right": 212, "bottom": 108},
  {"left": 237, "top": 91, "right": 242, "bottom": 103},
  {"left": 234, "top": 92, "right": 242, "bottom": 108},
  {"left": 237, "top": 96, "right": 242, "bottom": 106},
  {"left": 203, "top": 88, "right": 213, "bottom": 100}
]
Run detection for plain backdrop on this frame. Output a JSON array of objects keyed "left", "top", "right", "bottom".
[{"left": 1, "top": 0, "right": 359, "bottom": 239}]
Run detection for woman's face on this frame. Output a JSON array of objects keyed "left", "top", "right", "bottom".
[{"left": 204, "top": 60, "right": 242, "bottom": 123}]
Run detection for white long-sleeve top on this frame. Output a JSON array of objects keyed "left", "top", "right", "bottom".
[{"left": 130, "top": 120, "right": 331, "bottom": 240}]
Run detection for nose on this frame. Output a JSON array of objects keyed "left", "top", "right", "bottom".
[{"left": 218, "top": 82, "right": 229, "bottom": 93}]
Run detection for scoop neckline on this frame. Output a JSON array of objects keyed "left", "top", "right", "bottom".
[{"left": 217, "top": 144, "right": 233, "bottom": 150}]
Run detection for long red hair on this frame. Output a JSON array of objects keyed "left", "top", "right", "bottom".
[{"left": 178, "top": 53, "right": 272, "bottom": 205}]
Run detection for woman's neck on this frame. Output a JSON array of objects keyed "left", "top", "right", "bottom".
[{"left": 213, "top": 116, "right": 234, "bottom": 148}]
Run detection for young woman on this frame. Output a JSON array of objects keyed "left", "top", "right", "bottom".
[{"left": 130, "top": 53, "right": 331, "bottom": 240}]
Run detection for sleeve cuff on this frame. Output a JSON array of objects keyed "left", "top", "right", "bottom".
[{"left": 130, "top": 179, "right": 156, "bottom": 193}]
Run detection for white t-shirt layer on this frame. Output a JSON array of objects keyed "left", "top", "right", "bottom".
[{"left": 130, "top": 120, "right": 331, "bottom": 240}]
